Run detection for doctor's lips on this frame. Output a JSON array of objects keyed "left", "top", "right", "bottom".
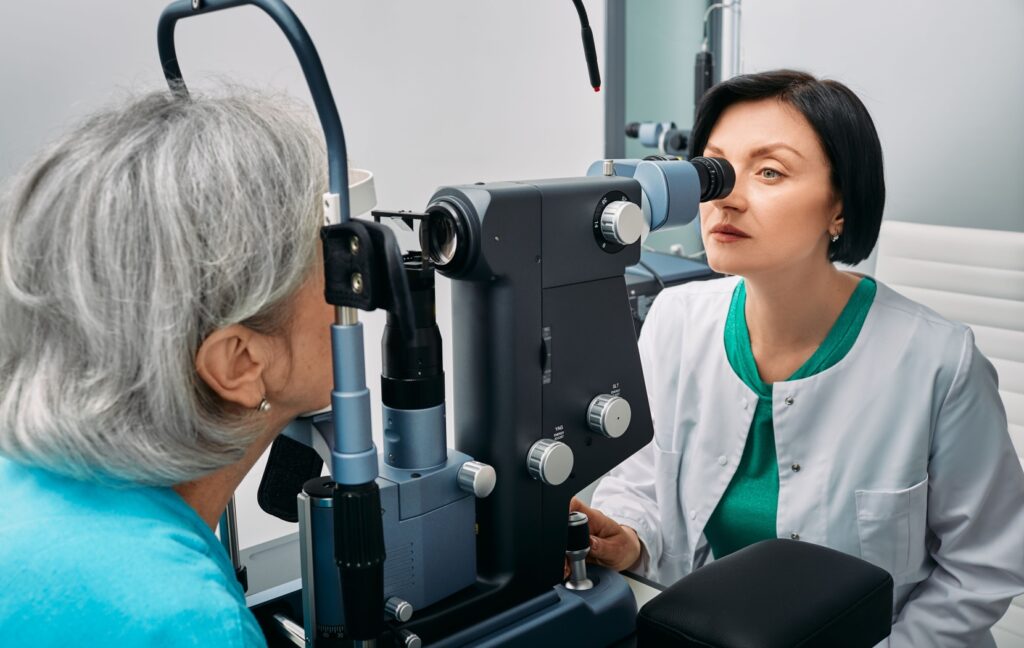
[{"left": 709, "top": 223, "right": 751, "bottom": 242}]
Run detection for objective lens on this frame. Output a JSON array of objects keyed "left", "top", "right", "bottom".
[
  {"left": 690, "top": 156, "right": 736, "bottom": 202},
  {"left": 420, "top": 206, "right": 459, "bottom": 266}
]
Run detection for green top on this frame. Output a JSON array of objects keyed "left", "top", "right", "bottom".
[{"left": 703, "top": 276, "right": 877, "bottom": 559}]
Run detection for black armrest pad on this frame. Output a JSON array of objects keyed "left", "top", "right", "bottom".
[{"left": 637, "top": 539, "right": 893, "bottom": 648}]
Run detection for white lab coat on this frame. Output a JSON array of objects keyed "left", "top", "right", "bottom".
[{"left": 592, "top": 275, "right": 1024, "bottom": 647}]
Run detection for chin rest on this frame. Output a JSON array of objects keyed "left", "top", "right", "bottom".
[{"left": 636, "top": 539, "right": 894, "bottom": 648}]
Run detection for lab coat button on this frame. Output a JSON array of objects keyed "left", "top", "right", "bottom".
[
  {"left": 717, "top": 455, "right": 728, "bottom": 466},
  {"left": 790, "top": 533, "right": 800, "bottom": 540},
  {"left": 784, "top": 396, "right": 795, "bottom": 406},
  {"left": 791, "top": 463, "right": 801, "bottom": 472},
  {"left": 689, "top": 509, "right": 697, "bottom": 520}
]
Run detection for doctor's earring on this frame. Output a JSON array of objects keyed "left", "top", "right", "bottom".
[
  {"left": 257, "top": 398, "right": 271, "bottom": 413},
  {"left": 829, "top": 231, "right": 840, "bottom": 243}
]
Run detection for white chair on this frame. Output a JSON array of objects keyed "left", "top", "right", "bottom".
[{"left": 874, "top": 219, "right": 1024, "bottom": 647}]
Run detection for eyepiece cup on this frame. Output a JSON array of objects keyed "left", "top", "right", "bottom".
[{"left": 690, "top": 156, "right": 735, "bottom": 202}]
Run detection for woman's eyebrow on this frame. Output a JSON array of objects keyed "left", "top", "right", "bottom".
[
  {"left": 750, "top": 142, "right": 805, "bottom": 160},
  {"left": 703, "top": 142, "right": 805, "bottom": 160}
]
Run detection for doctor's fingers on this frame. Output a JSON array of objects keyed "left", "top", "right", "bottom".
[
  {"left": 569, "top": 498, "right": 625, "bottom": 544},
  {"left": 570, "top": 497, "right": 610, "bottom": 533},
  {"left": 580, "top": 505, "right": 623, "bottom": 538},
  {"left": 586, "top": 534, "right": 635, "bottom": 572}
]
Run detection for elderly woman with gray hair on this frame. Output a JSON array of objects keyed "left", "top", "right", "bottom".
[{"left": 0, "top": 87, "right": 337, "bottom": 646}]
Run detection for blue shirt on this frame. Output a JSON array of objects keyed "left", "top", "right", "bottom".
[{"left": 0, "top": 456, "right": 267, "bottom": 647}]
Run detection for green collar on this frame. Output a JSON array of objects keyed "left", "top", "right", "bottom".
[{"left": 724, "top": 277, "right": 877, "bottom": 398}]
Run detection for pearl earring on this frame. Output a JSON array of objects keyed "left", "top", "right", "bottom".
[{"left": 257, "top": 398, "right": 271, "bottom": 413}]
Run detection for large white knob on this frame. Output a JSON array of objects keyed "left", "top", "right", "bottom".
[
  {"left": 588, "top": 394, "right": 631, "bottom": 439},
  {"left": 527, "top": 439, "right": 574, "bottom": 486},
  {"left": 600, "top": 200, "right": 645, "bottom": 245},
  {"left": 457, "top": 461, "right": 497, "bottom": 498}
]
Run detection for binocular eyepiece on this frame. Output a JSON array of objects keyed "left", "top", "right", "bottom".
[{"left": 690, "top": 156, "right": 735, "bottom": 202}]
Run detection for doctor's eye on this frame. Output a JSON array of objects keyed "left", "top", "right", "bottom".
[{"left": 758, "top": 167, "right": 784, "bottom": 182}]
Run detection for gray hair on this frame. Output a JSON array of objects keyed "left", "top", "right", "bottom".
[{"left": 0, "top": 86, "right": 326, "bottom": 486}]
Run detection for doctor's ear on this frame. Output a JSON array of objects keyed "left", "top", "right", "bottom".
[{"left": 195, "top": 324, "right": 271, "bottom": 411}]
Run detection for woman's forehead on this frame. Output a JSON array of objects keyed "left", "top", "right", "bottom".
[{"left": 706, "top": 98, "right": 823, "bottom": 161}]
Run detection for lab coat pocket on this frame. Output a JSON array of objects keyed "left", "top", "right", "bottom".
[{"left": 855, "top": 477, "right": 928, "bottom": 585}]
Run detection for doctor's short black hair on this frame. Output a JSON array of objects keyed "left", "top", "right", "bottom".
[{"left": 690, "top": 69, "right": 885, "bottom": 265}]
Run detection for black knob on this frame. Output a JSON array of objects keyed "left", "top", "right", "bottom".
[
  {"left": 565, "top": 511, "right": 594, "bottom": 591},
  {"left": 567, "top": 511, "right": 590, "bottom": 551}
]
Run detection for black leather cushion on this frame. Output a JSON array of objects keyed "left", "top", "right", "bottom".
[
  {"left": 257, "top": 434, "right": 324, "bottom": 522},
  {"left": 636, "top": 539, "right": 893, "bottom": 648}
]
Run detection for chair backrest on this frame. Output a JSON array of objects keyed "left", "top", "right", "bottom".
[
  {"left": 874, "top": 220, "right": 1024, "bottom": 467},
  {"left": 874, "top": 220, "right": 1024, "bottom": 647}
]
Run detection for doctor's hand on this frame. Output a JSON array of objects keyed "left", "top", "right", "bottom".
[{"left": 566, "top": 497, "right": 642, "bottom": 574}]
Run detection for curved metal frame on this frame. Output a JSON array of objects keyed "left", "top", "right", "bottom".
[{"left": 157, "top": 0, "right": 351, "bottom": 221}]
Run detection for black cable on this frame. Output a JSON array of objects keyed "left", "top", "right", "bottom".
[
  {"left": 637, "top": 259, "right": 666, "bottom": 291},
  {"left": 571, "top": 0, "right": 589, "bottom": 26},
  {"left": 572, "top": 0, "right": 602, "bottom": 91}
]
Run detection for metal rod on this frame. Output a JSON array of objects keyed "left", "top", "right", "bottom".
[
  {"left": 157, "top": 0, "right": 352, "bottom": 216},
  {"left": 336, "top": 306, "right": 358, "bottom": 326},
  {"left": 271, "top": 613, "right": 306, "bottom": 647},
  {"left": 719, "top": 0, "right": 743, "bottom": 80}
]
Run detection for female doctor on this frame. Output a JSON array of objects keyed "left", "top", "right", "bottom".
[{"left": 578, "top": 70, "right": 1024, "bottom": 647}]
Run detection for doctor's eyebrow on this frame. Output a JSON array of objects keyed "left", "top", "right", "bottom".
[{"left": 705, "top": 142, "right": 805, "bottom": 160}]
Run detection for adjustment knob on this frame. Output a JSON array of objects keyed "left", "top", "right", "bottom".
[
  {"left": 396, "top": 629, "right": 422, "bottom": 648},
  {"left": 457, "top": 461, "right": 497, "bottom": 498},
  {"left": 567, "top": 511, "right": 591, "bottom": 552},
  {"left": 587, "top": 394, "right": 632, "bottom": 438},
  {"left": 527, "top": 439, "right": 574, "bottom": 486},
  {"left": 385, "top": 596, "right": 413, "bottom": 623},
  {"left": 565, "top": 511, "right": 594, "bottom": 591},
  {"left": 600, "top": 200, "right": 644, "bottom": 245}
]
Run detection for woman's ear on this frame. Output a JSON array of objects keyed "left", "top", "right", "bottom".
[
  {"left": 830, "top": 195, "right": 845, "bottom": 235},
  {"left": 195, "top": 324, "right": 269, "bottom": 410}
]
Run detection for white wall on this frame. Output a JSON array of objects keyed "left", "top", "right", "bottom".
[
  {"left": 0, "top": 0, "right": 606, "bottom": 548},
  {"left": 738, "top": 0, "right": 1024, "bottom": 271}
]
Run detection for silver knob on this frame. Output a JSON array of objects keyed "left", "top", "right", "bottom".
[
  {"left": 397, "top": 629, "right": 422, "bottom": 648},
  {"left": 600, "top": 200, "right": 644, "bottom": 245},
  {"left": 527, "top": 439, "right": 574, "bottom": 486},
  {"left": 588, "top": 394, "right": 632, "bottom": 439},
  {"left": 457, "top": 461, "right": 497, "bottom": 498},
  {"left": 385, "top": 596, "right": 413, "bottom": 623}
]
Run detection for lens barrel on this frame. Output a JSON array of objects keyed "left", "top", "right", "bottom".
[
  {"left": 690, "top": 156, "right": 735, "bottom": 202},
  {"left": 381, "top": 257, "right": 444, "bottom": 410}
]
